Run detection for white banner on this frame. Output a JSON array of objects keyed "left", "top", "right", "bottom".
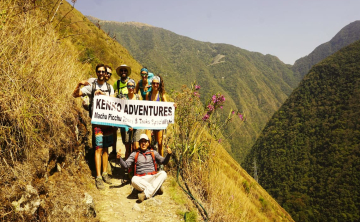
[{"left": 90, "top": 95, "right": 175, "bottom": 130}]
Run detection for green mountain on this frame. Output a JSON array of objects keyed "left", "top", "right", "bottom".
[
  {"left": 243, "top": 40, "right": 360, "bottom": 221},
  {"left": 292, "top": 20, "right": 360, "bottom": 82},
  {"left": 0, "top": 1, "right": 294, "bottom": 221},
  {"left": 86, "top": 17, "right": 297, "bottom": 163}
]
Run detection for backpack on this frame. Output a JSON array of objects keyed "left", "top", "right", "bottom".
[
  {"left": 130, "top": 149, "right": 158, "bottom": 177},
  {"left": 116, "top": 77, "right": 129, "bottom": 97},
  {"left": 147, "top": 72, "right": 154, "bottom": 83},
  {"left": 88, "top": 80, "right": 111, "bottom": 118}
]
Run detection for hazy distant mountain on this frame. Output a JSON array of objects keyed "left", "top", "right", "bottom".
[
  {"left": 87, "top": 16, "right": 297, "bottom": 162},
  {"left": 292, "top": 20, "right": 360, "bottom": 82},
  {"left": 244, "top": 40, "right": 360, "bottom": 222}
]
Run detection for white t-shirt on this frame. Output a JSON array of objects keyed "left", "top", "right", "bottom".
[{"left": 81, "top": 79, "right": 115, "bottom": 98}]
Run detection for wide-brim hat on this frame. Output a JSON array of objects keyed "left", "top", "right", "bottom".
[
  {"left": 139, "top": 134, "right": 149, "bottom": 142},
  {"left": 116, "top": 64, "right": 131, "bottom": 76}
]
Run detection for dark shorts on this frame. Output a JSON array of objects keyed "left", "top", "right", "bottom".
[{"left": 120, "top": 128, "right": 140, "bottom": 144}]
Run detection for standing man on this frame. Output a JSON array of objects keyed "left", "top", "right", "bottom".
[
  {"left": 113, "top": 64, "right": 131, "bottom": 97},
  {"left": 73, "top": 64, "right": 115, "bottom": 190},
  {"left": 113, "top": 64, "right": 133, "bottom": 148},
  {"left": 117, "top": 134, "right": 172, "bottom": 202}
]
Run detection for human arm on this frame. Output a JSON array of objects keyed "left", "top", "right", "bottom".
[
  {"left": 135, "top": 80, "right": 140, "bottom": 94},
  {"left": 72, "top": 81, "right": 90, "bottom": 98},
  {"left": 155, "top": 145, "right": 172, "bottom": 165},
  {"left": 161, "top": 94, "right": 167, "bottom": 102},
  {"left": 117, "top": 149, "right": 135, "bottom": 169}
]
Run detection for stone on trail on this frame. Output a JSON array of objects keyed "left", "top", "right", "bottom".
[
  {"left": 133, "top": 203, "right": 142, "bottom": 211},
  {"left": 11, "top": 185, "right": 41, "bottom": 214},
  {"left": 145, "top": 198, "right": 162, "bottom": 206},
  {"left": 84, "top": 192, "right": 96, "bottom": 217}
]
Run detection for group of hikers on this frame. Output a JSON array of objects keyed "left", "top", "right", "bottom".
[{"left": 72, "top": 64, "right": 172, "bottom": 202}]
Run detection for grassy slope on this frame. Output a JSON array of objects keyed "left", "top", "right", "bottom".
[
  {"left": 85, "top": 18, "right": 296, "bottom": 163},
  {"left": 244, "top": 40, "right": 360, "bottom": 221},
  {"left": 0, "top": 1, "right": 293, "bottom": 221},
  {"left": 54, "top": 2, "right": 143, "bottom": 84},
  {"left": 292, "top": 20, "right": 360, "bottom": 83}
]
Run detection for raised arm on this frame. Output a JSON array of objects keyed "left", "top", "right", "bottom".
[
  {"left": 72, "top": 81, "right": 90, "bottom": 98},
  {"left": 118, "top": 150, "right": 135, "bottom": 169},
  {"left": 155, "top": 145, "right": 172, "bottom": 165}
]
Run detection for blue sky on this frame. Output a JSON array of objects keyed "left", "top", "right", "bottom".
[{"left": 69, "top": 0, "right": 360, "bottom": 64}]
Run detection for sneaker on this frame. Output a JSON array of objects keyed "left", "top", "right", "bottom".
[
  {"left": 95, "top": 177, "right": 105, "bottom": 190},
  {"left": 102, "top": 172, "right": 112, "bottom": 184},
  {"left": 138, "top": 192, "right": 146, "bottom": 203},
  {"left": 157, "top": 186, "right": 164, "bottom": 195}
]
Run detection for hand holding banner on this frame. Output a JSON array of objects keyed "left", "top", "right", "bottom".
[{"left": 90, "top": 95, "right": 175, "bottom": 130}]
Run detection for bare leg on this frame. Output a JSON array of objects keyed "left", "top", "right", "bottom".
[
  {"left": 102, "top": 147, "right": 109, "bottom": 173},
  {"left": 125, "top": 144, "right": 131, "bottom": 159},
  {"left": 145, "top": 129, "right": 152, "bottom": 144},
  {"left": 133, "top": 141, "right": 139, "bottom": 152},
  {"left": 95, "top": 148, "right": 103, "bottom": 177},
  {"left": 155, "top": 130, "right": 163, "bottom": 156},
  {"left": 112, "top": 128, "right": 117, "bottom": 153}
]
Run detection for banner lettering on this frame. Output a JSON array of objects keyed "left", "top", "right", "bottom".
[{"left": 90, "top": 95, "right": 175, "bottom": 130}]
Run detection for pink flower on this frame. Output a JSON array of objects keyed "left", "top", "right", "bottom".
[
  {"left": 207, "top": 104, "right": 214, "bottom": 111},
  {"left": 232, "top": 111, "right": 235, "bottom": 114},
  {"left": 195, "top": 85, "right": 201, "bottom": 90},
  {"left": 238, "top": 114, "right": 243, "bottom": 121},
  {"left": 220, "top": 106, "right": 223, "bottom": 109},
  {"left": 193, "top": 92, "right": 200, "bottom": 98},
  {"left": 218, "top": 138, "right": 222, "bottom": 143},
  {"left": 212, "top": 95, "right": 217, "bottom": 103},
  {"left": 202, "top": 114, "right": 210, "bottom": 121}
]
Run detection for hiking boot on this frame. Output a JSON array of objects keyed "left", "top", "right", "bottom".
[
  {"left": 157, "top": 186, "right": 164, "bottom": 195},
  {"left": 95, "top": 177, "right": 105, "bottom": 190},
  {"left": 138, "top": 192, "right": 146, "bottom": 203},
  {"left": 102, "top": 172, "right": 112, "bottom": 184}
]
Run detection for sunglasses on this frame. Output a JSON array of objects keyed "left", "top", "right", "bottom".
[
  {"left": 97, "top": 70, "right": 106, "bottom": 74},
  {"left": 119, "top": 69, "right": 128, "bottom": 73},
  {"left": 152, "top": 82, "right": 159, "bottom": 85},
  {"left": 106, "top": 72, "right": 112, "bottom": 76},
  {"left": 127, "top": 85, "right": 135, "bottom": 89},
  {"left": 141, "top": 74, "right": 148, "bottom": 77}
]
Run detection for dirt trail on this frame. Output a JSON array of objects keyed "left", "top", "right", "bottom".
[{"left": 90, "top": 134, "right": 185, "bottom": 222}]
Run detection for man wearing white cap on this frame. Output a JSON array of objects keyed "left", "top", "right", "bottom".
[{"left": 117, "top": 134, "right": 172, "bottom": 202}]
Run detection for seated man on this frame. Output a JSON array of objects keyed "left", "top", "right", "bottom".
[{"left": 117, "top": 134, "right": 172, "bottom": 202}]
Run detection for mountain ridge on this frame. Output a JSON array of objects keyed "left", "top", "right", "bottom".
[
  {"left": 292, "top": 20, "right": 360, "bottom": 82},
  {"left": 86, "top": 16, "right": 297, "bottom": 163},
  {"left": 243, "top": 39, "right": 360, "bottom": 221}
]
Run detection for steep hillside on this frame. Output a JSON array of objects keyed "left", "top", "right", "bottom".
[
  {"left": 85, "top": 17, "right": 296, "bottom": 163},
  {"left": 244, "top": 40, "right": 360, "bottom": 221},
  {"left": 292, "top": 20, "right": 360, "bottom": 82},
  {"left": 1, "top": 1, "right": 294, "bottom": 221},
  {"left": 54, "top": 3, "right": 143, "bottom": 83}
]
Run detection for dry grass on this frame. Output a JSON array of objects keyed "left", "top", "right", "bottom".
[
  {"left": 0, "top": 0, "right": 94, "bottom": 220},
  {"left": 167, "top": 86, "right": 294, "bottom": 221}
]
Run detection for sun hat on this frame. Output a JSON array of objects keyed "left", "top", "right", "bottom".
[
  {"left": 140, "top": 68, "right": 148, "bottom": 74},
  {"left": 116, "top": 64, "right": 131, "bottom": 76},
  {"left": 152, "top": 76, "right": 160, "bottom": 84},
  {"left": 139, "top": 134, "right": 149, "bottom": 141}
]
